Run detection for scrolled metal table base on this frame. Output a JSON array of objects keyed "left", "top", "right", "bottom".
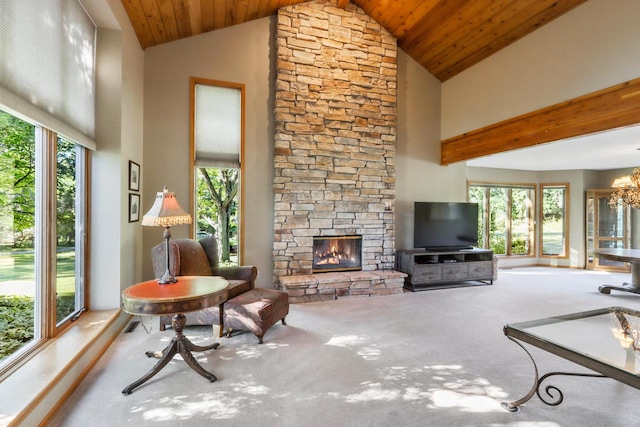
[{"left": 502, "top": 335, "right": 607, "bottom": 412}]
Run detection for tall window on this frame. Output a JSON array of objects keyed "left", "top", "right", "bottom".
[
  {"left": 540, "top": 184, "right": 569, "bottom": 257},
  {"left": 0, "top": 0, "right": 94, "bottom": 373},
  {"left": 191, "top": 78, "right": 244, "bottom": 265},
  {"left": 469, "top": 183, "right": 535, "bottom": 256},
  {"left": 0, "top": 110, "right": 87, "bottom": 368}
]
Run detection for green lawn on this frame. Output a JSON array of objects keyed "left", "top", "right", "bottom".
[
  {"left": 0, "top": 249, "right": 76, "bottom": 295},
  {"left": 0, "top": 249, "right": 76, "bottom": 360}
]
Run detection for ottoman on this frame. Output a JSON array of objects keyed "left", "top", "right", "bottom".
[{"left": 224, "top": 288, "right": 289, "bottom": 344}]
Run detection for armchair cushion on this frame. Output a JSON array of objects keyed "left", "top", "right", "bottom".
[
  {"left": 225, "top": 278, "right": 254, "bottom": 300},
  {"left": 173, "top": 239, "right": 212, "bottom": 276}
]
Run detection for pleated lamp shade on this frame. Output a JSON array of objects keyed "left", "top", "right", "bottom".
[{"left": 141, "top": 186, "right": 192, "bottom": 227}]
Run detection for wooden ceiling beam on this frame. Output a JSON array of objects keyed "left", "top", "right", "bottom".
[{"left": 441, "top": 78, "right": 640, "bottom": 165}]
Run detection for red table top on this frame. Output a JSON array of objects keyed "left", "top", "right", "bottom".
[{"left": 121, "top": 276, "right": 228, "bottom": 316}]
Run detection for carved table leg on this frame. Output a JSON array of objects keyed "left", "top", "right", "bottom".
[{"left": 122, "top": 313, "right": 220, "bottom": 395}]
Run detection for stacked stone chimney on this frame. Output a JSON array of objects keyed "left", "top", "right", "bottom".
[{"left": 273, "top": 0, "right": 398, "bottom": 283}]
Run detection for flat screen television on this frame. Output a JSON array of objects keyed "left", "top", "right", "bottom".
[{"left": 414, "top": 202, "right": 479, "bottom": 251}]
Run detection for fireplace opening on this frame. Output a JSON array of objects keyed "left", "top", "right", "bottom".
[{"left": 313, "top": 235, "right": 362, "bottom": 273}]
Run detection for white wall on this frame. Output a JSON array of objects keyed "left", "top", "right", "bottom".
[
  {"left": 90, "top": 0, "right": 144, "bottom": 309},
  {"left": 442, "top": 0, "right": 640, "bottom": 138},
  {"left": 91, "top": 28, "right": 123, "bottom": 309},
  {"left": 395, "top": 50, "right": 466, "bottom": 251},
  {"left": 143, "top": 18, "right": 275, "bottom": 285},
  {"left": 118, "top": 3, "right": 145, "bottom": 288}
]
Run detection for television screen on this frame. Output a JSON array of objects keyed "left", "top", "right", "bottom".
[{"left": 414, "top": 202, "right": 479, "bottom": 251}]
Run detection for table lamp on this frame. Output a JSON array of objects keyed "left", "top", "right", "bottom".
[{"left": 142, "top": 186, "right": 192, "bottom": 284}]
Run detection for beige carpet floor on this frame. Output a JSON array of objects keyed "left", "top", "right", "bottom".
[{"left": 50, "top": 267, "right": 640, "bottom": 426}]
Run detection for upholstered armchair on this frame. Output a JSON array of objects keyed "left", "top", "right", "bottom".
[{"left": 151, "top": 235, "right": 257, "bottom": 331}]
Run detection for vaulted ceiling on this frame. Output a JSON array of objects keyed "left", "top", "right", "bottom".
[{"left": 121, "top": 0, "right": 587, "bottom": 82}]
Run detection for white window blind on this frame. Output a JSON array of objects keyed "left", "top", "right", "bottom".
[
  {"left": 0, "top": 0, "right": 96, "bottom": 150},
  {"left": 195, "top": 84, "right": 241, "bottom": 168}
]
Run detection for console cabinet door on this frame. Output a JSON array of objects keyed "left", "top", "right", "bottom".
[
  {"left": 468, "top": 261, "right": 492, "bottom": 278},
  {"left": 442, "top": 263, "right": 468, "bottom": 280},
  {"left": 412, "top": 264, "right": 442, "bottom": 283}
]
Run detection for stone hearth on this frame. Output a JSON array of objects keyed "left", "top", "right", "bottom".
[
  {"left": 279, "top": 270, "right": 407, "bottom": 303},
  {"left": 272, "top": 0, "right": 398, "bottom": 295}
]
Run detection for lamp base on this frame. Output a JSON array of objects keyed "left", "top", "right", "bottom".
[
  {"left": 158, "top": 273, "right": 177, "bottom": 285},
  {"left": 158, "top": 226, "right": 177, "bottom": 284}
]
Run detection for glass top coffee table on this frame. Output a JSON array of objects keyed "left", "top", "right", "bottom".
[{"left": 502, "top": 306, "right": 640, "bottom": 411}]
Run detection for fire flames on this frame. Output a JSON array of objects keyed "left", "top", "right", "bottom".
[{"left": 314, "top": 241, "right": 353, "bottom": 265}]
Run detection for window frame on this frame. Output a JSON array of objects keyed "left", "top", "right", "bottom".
[
  {"left": 539, "top": 183, "right": 570, "bottom": 259},
  {"left": 468, "top": 181, "right": 536, "bottom": 257},
  {"left": 0, "top": 116, "right": 88, "bottom": 376},
  {"left": 189, "top": 78, "right": 245, "bottom": 263}
]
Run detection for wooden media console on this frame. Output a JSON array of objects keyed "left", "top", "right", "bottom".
[{"left": 397, "top": 249, "right": 494, "bottom": 291}]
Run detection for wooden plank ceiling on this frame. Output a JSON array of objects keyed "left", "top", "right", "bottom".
[{"left": 121, "top": 0, "right": 587, "bottom": 82}]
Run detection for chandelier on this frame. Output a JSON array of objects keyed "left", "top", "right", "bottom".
[{"left": 610, "top": 168, "right": 640, "bottom": 208}]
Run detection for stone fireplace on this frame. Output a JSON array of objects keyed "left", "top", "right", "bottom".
[{"left": 273, "top": 0, "right": 406, "bottom": 301}]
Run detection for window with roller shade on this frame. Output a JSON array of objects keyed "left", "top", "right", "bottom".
[
  {"left": 191, "top": 78, "right": 244, "bottom": 265},
  {"left": 0, "top": 0, "right": 92, "bottom": 371}
]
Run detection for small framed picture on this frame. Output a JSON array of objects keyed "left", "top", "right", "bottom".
[
  {"left": 129, "top": 193, "right": 140, "bottom": 223},
  {"left": 129, "top": 161, "right": 140, "bottom": 191}
]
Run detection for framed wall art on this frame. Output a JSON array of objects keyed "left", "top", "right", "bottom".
[
  {"left": 129, "top": 160, "right": 140, "bottom": 191},
  {"left": 129, "top": 193, "right": 140, "bottom": 223}
]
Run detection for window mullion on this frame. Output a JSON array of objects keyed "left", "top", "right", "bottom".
[
  {"left": 35, "top": 128, "right": 58, "bottom": 338},
  {"left": 484, "top": 187, "right": 490, "bottom": 249},
  {"left": 74, "top": 147, "right": 88, "bottom": 313},
  {"left": 506, "top": 189, "right": 513, "bottom": 256}
]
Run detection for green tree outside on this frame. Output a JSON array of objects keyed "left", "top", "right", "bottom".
[
  {"left": 196, "top": 168, "right": 238, "bottom": 264},
  {"left": 0, "top": 112, "right": 36, "bottom": 247},
  {"left": 0, "top": 111, "right": 78, "bottom": 360}
]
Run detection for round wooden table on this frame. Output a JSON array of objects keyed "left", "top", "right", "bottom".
[{"left": 121, "top": 276, "right": 228, "bottom": 395}]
